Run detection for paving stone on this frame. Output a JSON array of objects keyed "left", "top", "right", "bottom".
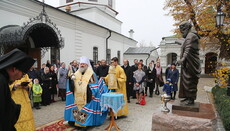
[{"left": 34, "top": 78, "right": 216, "bottom": 131}]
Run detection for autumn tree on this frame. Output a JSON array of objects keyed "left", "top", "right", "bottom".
[{"left": 164, "top": 0, "right": 230, "bottom": 60}]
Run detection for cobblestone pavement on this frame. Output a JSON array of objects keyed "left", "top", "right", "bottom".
[{"left": 34, "top": 78, "right": 215, "bottom": 131}]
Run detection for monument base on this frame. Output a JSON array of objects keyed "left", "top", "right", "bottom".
[
  {"left": 152, "top": 103, "right": 217, "bottom": 131},
  {"left": 172, "top": 101, "right": 200, "bottom": 112}
]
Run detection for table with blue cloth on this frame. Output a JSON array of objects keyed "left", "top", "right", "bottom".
[{"left": 100, "top": 93, "right": 125, "bottom": 131}]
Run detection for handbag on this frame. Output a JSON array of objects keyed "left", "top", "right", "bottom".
[{"left": 140, "top": 95, "right": 146, "bottom": 105}]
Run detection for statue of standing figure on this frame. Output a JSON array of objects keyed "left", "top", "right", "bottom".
[{"left": 176, "top": 21, "right": 201, "bottom": 105}]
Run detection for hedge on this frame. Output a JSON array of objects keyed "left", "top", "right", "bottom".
[{"left": 212, "top": 86, "right": 230, "bottom": 130}]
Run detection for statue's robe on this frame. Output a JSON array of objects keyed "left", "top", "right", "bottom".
[
  {"left": 105, "top": 65, "right": 129, "bottom": 116},
  {"left": 178, "top": 31, "right": 201, "bottom": 100}
]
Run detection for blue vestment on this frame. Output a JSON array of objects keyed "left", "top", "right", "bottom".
[{"left": 64, "top": 77, "right": 109, "bottom": 126}]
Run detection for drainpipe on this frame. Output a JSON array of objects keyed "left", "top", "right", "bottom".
[
  {"left": 146, "top": 47, "right": 159, "bottom": 65},
  {"left": 106, "top": 30, "right": 112, "bottom": 64}
]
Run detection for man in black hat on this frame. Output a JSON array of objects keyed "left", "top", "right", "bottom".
[{"left": 0, "top": 48, "right": 35, "bottom": 131}]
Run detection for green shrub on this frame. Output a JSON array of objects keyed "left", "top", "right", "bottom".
[{"left": 212, "top": 86, "right": 230, "bottom": 130}]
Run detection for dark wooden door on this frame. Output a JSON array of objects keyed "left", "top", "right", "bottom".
[
  {"left": 205, "top": 53, "right": 217, "bottom": 74},
  {"left": 28, "top": 48, "right": 41, "bottom": 70}
]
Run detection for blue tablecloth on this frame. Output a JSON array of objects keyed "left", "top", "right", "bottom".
[{"left": 100, "top": 93, "right": 125, "bottom": 114}]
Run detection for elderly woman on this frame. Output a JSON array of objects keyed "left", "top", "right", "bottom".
[
  {"left": 58, "top": 62, "right": 68, "bottom": 101},
  {"left": 40, "top": 67, "right": 52, "bottom": 106}
]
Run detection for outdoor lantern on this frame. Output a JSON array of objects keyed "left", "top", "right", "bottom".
[{"left": 215, "top": 11, "right": 226, "bottom": 27}]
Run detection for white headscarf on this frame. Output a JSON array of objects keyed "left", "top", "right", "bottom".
[{"left": 80, "top": 56, "right": 92, "bottom": 69}]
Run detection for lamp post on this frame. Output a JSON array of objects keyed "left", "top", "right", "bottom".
[
  {"left": 215, "top": 9, "right": 229, "bottom": 95},
  {"left": 215, "top": 10, "right": 226, "bottom": 27}
]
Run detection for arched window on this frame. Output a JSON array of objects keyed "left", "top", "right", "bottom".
[
  {"left": 93, "top": 47, "right": 98, "bottom": 64},
  {"left": 117, "top": 50, "right": 120, "bottom": 64},
  {"left": 108, "top": 0, "right": 113, "bottom": 8},
  {"left": 66, "top": 0, "right": 73, "bottom": 3},
  {"left": 106, "top": 49, "right": 111, "bottom": 64},
  {"left": 51, "top": 47, "right": 60, "bottom": 65},
  {"left": 167, "top": 53, "right": 177, "bottom": 65}
]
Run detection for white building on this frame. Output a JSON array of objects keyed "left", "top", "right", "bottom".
[
  {"left": 123, "top": 47, "right": 159, "bottom": 65},
  {"left": 0, "top": 0, "right": 137, "bottom": 69},
  {"left": 159, "top": 36, "right": 219, "bottom": 74}
]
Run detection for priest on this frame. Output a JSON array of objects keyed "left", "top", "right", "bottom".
[
  {"left": 0, "top": 49, "right": 35, "bottom": 131},
  {"left": 104, "top": 57, "right": 128, "bottom": 117},
  {"left": 64, "top": 56, "right": 108, "bottom": 130}
]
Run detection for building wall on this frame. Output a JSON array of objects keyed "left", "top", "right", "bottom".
[
  {"left": 159, "top": 43, "right": 181, "bottom": 73},
  {"left": 0, "top": 0, "right": 136, "bottom": 66},
  {"left": 159, "top": 36, "right": 227, "bottom": 74},
  {"left": 123, "top": 54, "right": 148, "bottom": 66},
  {"left": 123, "top": 51, "right": 158, "bottom": 66},
  {"left": 71, "top": 8, "right": 121, "bottom": 33},
  {"left": 59, "top": 0, "right": 116, "bottom": 10}
]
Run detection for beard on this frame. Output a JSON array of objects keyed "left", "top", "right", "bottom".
[{"left": 79, "top": 66, "right": 87, "bottom": 73}]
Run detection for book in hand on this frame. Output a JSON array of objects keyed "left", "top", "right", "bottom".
[{"left": 21, "top": 82, "right": 30, "bottom": 86}]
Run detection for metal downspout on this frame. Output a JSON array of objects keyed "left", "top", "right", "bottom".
[{"left": 106, "top": 30, "right": 112, "bottom": 64}]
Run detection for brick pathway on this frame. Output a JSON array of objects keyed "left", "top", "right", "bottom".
[{"left": 34, "top": 78, "right": 215, "bottom": 131}]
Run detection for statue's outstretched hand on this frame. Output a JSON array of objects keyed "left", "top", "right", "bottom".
[{"left": 176, "top": 60, "right": 182, "bottom": 66}]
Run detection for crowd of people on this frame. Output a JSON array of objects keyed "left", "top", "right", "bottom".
[{"left": 0, "top": 48, "right": 180, "bottom": 131}]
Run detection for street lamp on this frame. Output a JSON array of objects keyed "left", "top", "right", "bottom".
[
  {"left": 214, "top": 9, "right": 229, "bottom": 95},
  {"left": 215, "top": 11, "right": 226, "bottom": 27}
]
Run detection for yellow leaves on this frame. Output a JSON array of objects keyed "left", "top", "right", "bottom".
[
  {"left": 164, "top": 0, "right": 229, "bottom": 49},
  {"left": 212, "top": 63, "right": 230, "bottom": 88}
]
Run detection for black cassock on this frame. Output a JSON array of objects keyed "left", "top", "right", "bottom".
[{"left": 0, "top": 70, "right": 21, "bottom": 131}]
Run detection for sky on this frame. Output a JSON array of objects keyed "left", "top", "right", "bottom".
[{"left": 42, "top": 0, "right": 175, "bottom": 47}]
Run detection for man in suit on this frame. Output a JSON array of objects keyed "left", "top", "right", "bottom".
[
  {"left": 130, "top": 59, "right": 138, "bottom": 98},
  {"left": 96, "top": 59, "right": 109, "bottom": 79},
  {"left": 122, "top": 59, "right": 133, "bottom": 103}
]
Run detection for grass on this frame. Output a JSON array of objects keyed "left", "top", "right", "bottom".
[{"left": 212, "top": 85, "right": 230, "bottom": 130}]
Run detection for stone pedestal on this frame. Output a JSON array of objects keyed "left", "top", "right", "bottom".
[
  {"left": 152, "top": 103, "right": 217, "bottom": 131},
  {"left": 172, "top": 101, "right": 200, "bottom": 112}
]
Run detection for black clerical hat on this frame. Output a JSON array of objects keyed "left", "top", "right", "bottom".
[{"left": 0, "top": 48, "right": 35, "bottom": 73}]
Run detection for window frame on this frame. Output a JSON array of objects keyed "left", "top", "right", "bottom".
[
  {"left": 108, "top": 0, "right": 113, "bottom": 8},
  {"left": 106, "top": 49, "right": 111, "bottom": 64},
  {"left": 117, "top": 50, "right": 120, "bottom": 64},
  {"left": 88, "top": 0, "right": 98, "bottom": 2},
  {"left": 93, "top": 47, "right": 98, "bottom": 65},
  {"left": 66, "top": 0, "right": 73, "bottom": 3}
]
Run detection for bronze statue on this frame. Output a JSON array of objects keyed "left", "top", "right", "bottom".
[{"left": 176, "top": 21, "right": 201, "bottom": 105}]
